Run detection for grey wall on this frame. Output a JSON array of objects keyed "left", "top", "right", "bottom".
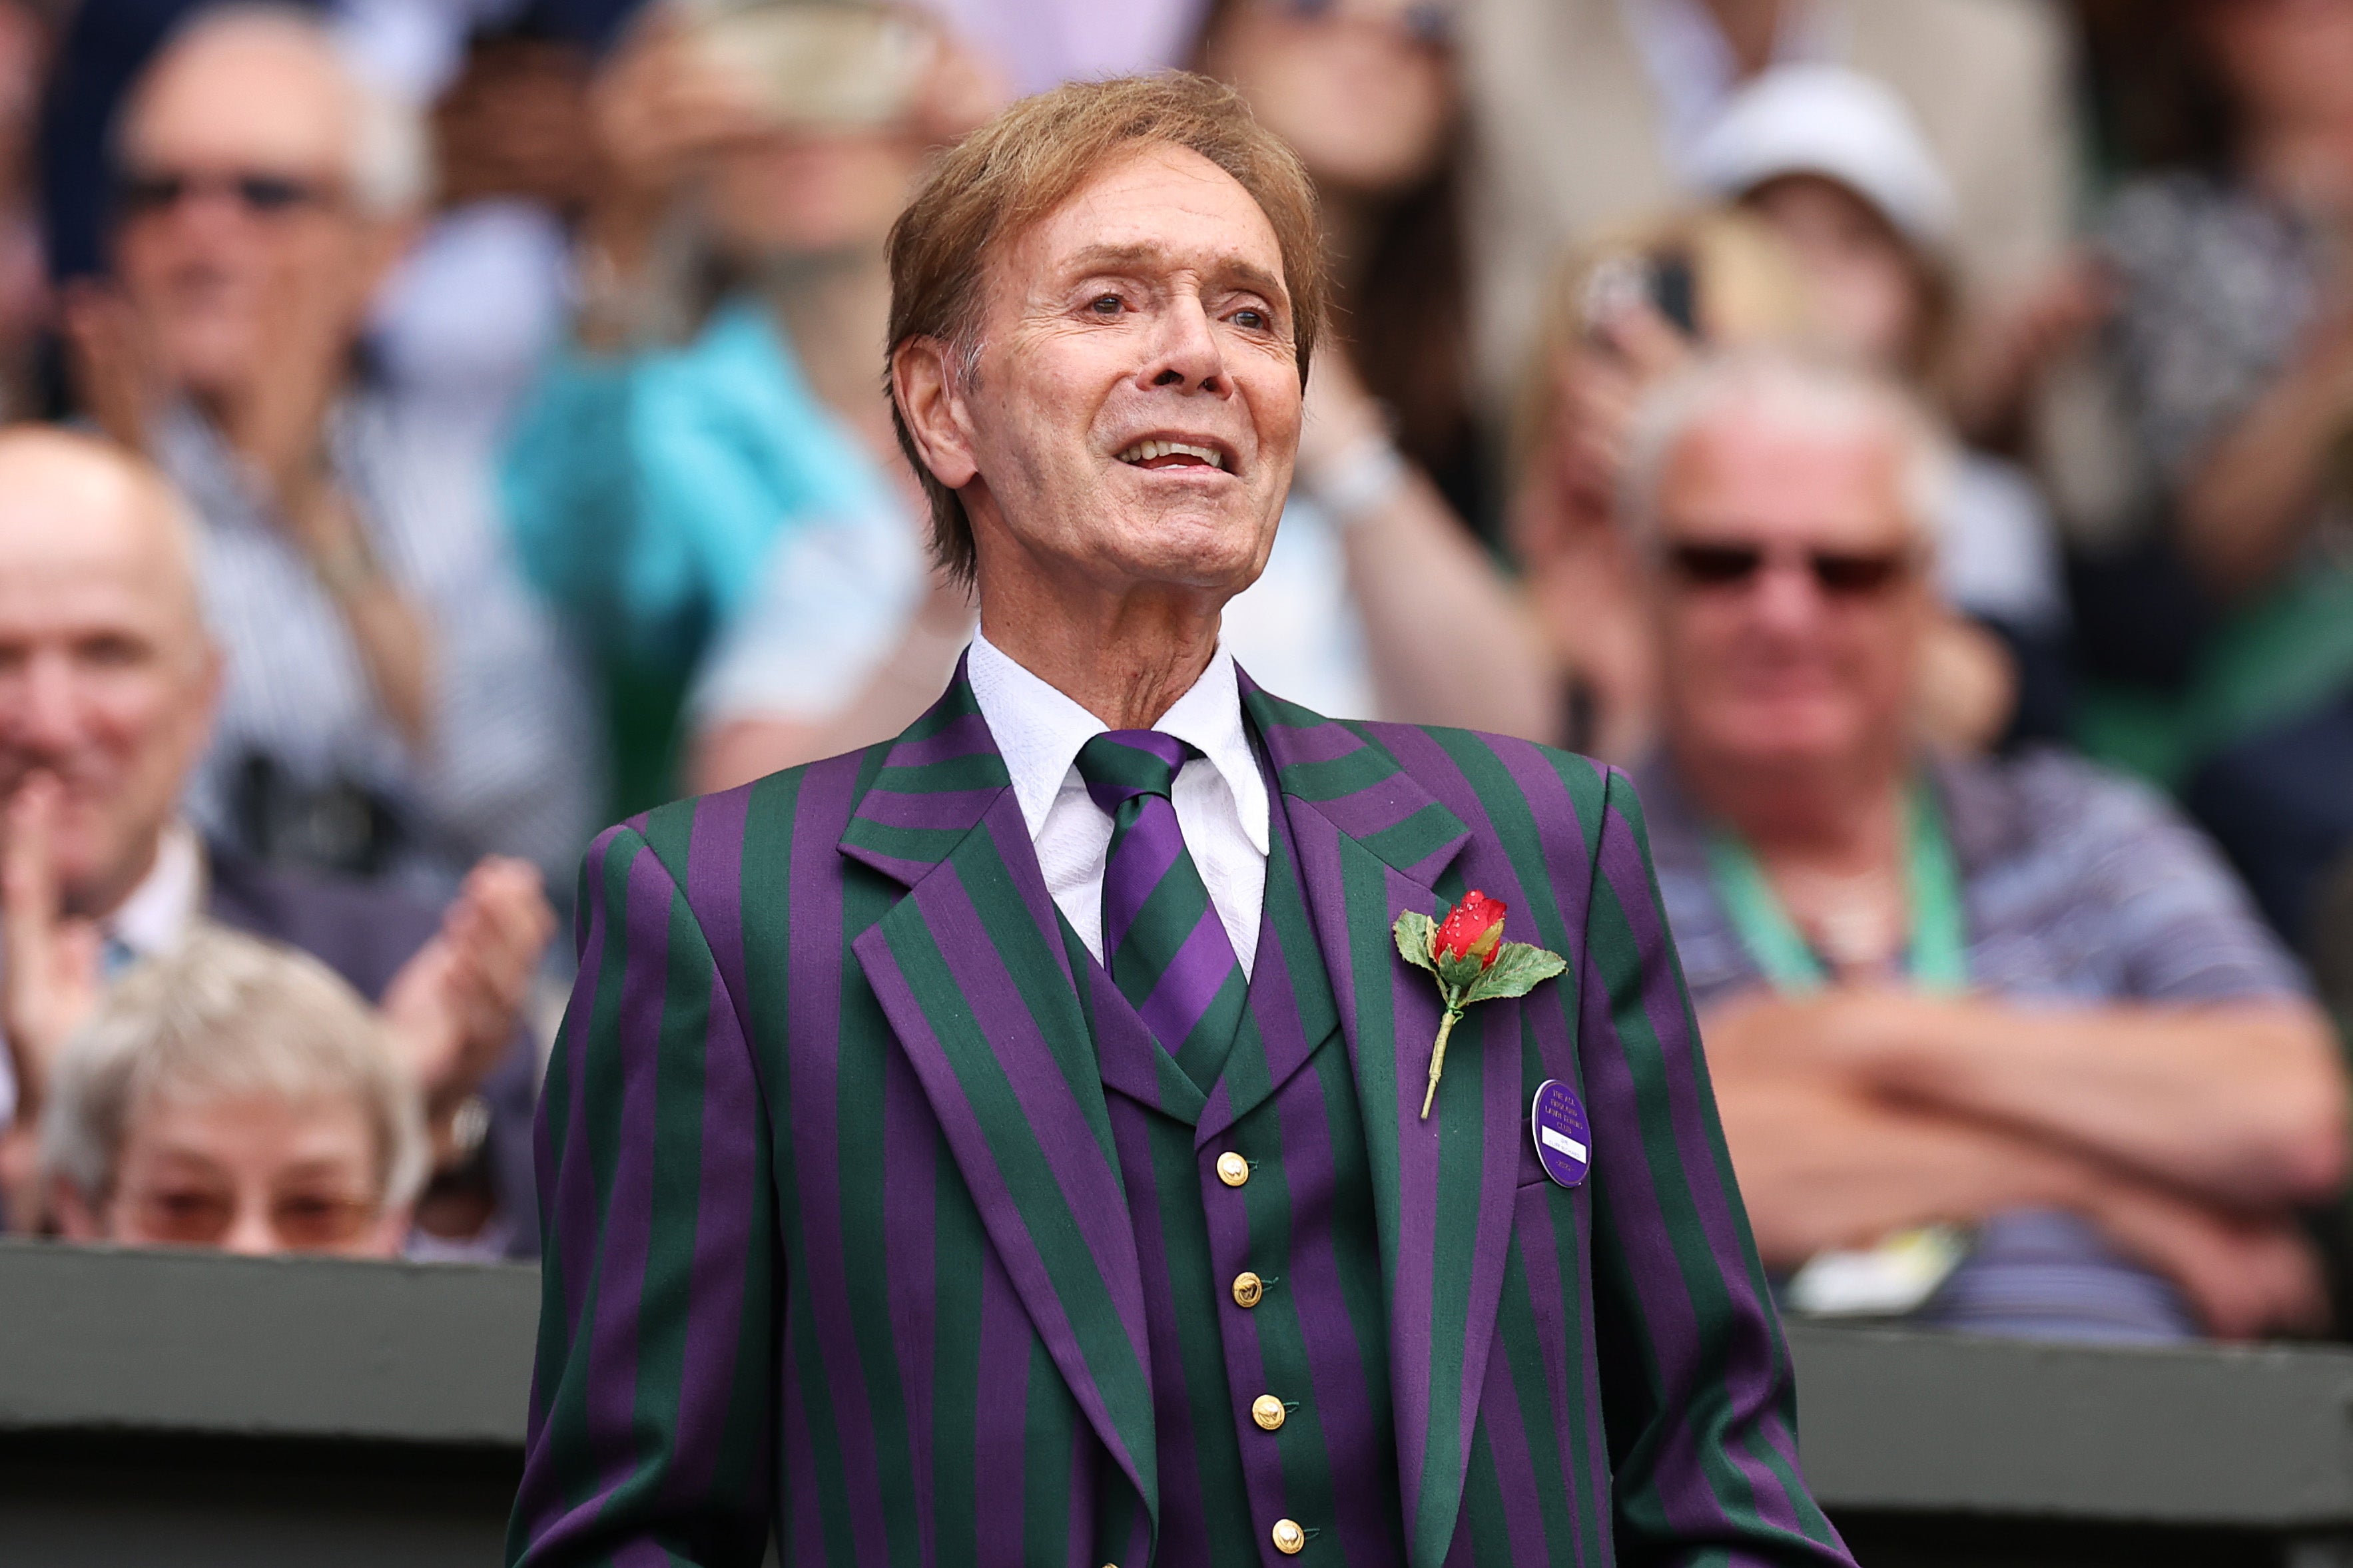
[{"left": 5, "top": 1240, "right": 2353, "bottom": 1565}]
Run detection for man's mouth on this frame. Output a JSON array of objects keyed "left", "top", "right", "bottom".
[{"left": 1116, "top": 439, "right": 1228, "bottom": 471}]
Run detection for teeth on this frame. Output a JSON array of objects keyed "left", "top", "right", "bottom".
[{"left": 1118, "top": 439, "right": 1225, "bottom": 469}]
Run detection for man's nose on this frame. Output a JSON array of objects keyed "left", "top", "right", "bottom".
[
  {"left": 1140, "top": 295, "right": 1227, "bottom": 395},
  {"left": 220, "top": 1202, "right": 280, "bottom": 1256},
  {"left": 1747, "top": 559, "right": 1829, "bottom": 631},
  {"left": 11, "top": 656, "right": 89, "bottom": 751}
]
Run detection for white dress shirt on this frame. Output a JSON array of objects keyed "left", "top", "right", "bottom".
[{"left": 966, "top": 630, "right": 1270, "bottom": 976}]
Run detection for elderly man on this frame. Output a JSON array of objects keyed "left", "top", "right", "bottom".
[
  {"left": 0, "top": 427, "right": 555, "bottom": 1257},
  {"left": 513, "top": 77, "right": 1849, "bottom": 1568},
  {"left": 68, "top": 7, "right": 592, "bottom": 892},
  {"left": 1624, "top": 351, "right": 2348, "bottom": 1342}
]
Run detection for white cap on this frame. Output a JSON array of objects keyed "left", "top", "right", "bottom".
[{"left": 1686, "top": 64, "right": 1958, "bottom": 249}]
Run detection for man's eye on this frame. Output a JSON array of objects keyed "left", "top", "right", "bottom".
[
  {"left": 1090, "top": 294, "right": 1124, "bottom": 315},
  {"left": 79, "top": 636, "right": 147, "bottom": 668},
  {"left": 1233, "top": 308, "right": 1269, "bottom": 330}
]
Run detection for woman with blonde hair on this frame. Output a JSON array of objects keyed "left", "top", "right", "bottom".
[{"left": 43, "top": 924, "right": 428, "bottom": 1258}]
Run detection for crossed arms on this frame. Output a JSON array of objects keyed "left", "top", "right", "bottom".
[{"left": 1706, "top": 989, "right": 2350, "bottom": 1338}]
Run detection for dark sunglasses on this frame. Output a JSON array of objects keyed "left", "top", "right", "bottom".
[
  {"left": 1665, "top": 540, "right": 1913, "bottom": 597},
  {"left": 116, "top": 169, "right": 335, "bottom": 218},
  {"left": 1275, "top": 0, "right": 1456, "bottom": 45}
]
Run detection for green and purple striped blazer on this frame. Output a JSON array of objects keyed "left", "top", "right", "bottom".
[{"left": 510, "top": 668, "right": 1850, "bottom": 1567}]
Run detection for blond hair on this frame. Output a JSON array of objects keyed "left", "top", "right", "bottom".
[
  {"left": 886, "top": 72, "right": 1326, "bottom": 584},
  {"left": 41, "top": 923, "right": 428, "bottom": 1210}
]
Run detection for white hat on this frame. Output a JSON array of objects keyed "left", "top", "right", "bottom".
[{"left": 1685, "top": 64, "right": 1958, "bottom": 249}]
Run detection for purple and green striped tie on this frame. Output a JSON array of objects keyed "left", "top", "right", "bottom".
[{"left": 1075, "top": 730, "right": 1249, "bottom": 1095}]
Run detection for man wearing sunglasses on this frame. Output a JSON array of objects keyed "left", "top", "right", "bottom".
[
  {"left": 70, "top": 8, "right": 591, "bottom": 898},
  {"left": 1629, "top": 350, "right": 2348, "bottom": 1342}
]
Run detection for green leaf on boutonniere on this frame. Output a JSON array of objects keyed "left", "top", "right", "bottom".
[
  {"left": 1460, "top": 941, "right": 1569, "bottom": 1007},
  {"left": 1394, "top": 910, "right": 1440, "bottom": 975}
]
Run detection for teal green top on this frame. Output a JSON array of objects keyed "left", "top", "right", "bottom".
[{"left": 500, "top": 298, "right": 902, "bottom": 810}]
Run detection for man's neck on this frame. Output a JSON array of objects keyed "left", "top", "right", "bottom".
[
  {"left": 1675, "top": 736, "right": 1906, "bottom": 874},
  {"left": 1695, "top": 0, "right": 1784, "bottom": 77},
  {"left": 977, "top": 579, "right": 1224, "bottom": 732},
  {"left": 69, "top": 826, "right": 167, "bottom": 927}
]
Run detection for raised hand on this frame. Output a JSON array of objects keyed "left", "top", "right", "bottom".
[
  {"left": 0, "top": 772, "right": 103, "bottom": 1114},
  {"left": 584, "top": 14, "right": 774, "bottom": 268},
  {"left": 60, "top": 279, "right": 166, "bottom": 457},
  {"left": 379, "top": 856, "right": 556, "bottom": 1141}
]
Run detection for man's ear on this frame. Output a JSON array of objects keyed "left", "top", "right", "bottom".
[{"left": 891, "top": 336, "right": 982, "bottom": 493}]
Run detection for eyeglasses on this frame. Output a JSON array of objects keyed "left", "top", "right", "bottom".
[
  {"left": 115, "top": 169, "right": 337, "bottom": 220},
  {"left": 1272, "top": 0, "right": 1457, "bottom": 45},
  {"left": 129, "top": 1185, "right": 381, "bottom": 1251},
  {"left": 1664, "top": 539, "right": 1914, "bottom": 598}
]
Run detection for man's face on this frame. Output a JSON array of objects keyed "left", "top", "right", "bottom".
[
  {"left": 112, "top": 37, "right": 395, "bottom": 402},
  {"left": 0, "top": 466, "right": 217, "bottom": 915},
  {"left": 949, "top": 143, "right": 1303, "bottom": 605},
  {"left": 90, "top": 1089, "right": 405, "bottom": 1258},
  {"left": 1650, "top": 409, "right": 1927, "bottom": 776}
]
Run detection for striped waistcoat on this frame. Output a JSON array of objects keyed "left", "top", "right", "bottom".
[
  {"left": 1056, "top": 740, "right": 1401, "bottom": 1564},
  {"left": 509, "top": 668, "right": 1853, "bottom": 1568}
]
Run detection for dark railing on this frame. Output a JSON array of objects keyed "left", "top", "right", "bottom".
[{"left": 3, "top": 1239, "right": 2350, "bottom": 1566}]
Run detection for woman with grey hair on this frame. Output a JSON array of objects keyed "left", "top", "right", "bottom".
[{"left": 43, "top": 924, "right": 427, "bottom": 1257}]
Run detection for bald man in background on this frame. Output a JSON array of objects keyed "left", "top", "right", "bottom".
[{"left": 0, "top": 427, "right": 554, "bottom": 1257}]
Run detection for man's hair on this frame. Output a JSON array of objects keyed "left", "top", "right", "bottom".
[
  {"left": 123, "top": 5, "right": 432, "bottom": 219},
  {"left": 41, "top": 923, "right": 428, "bottom": 1211},
  {"left": 885, "top": 72, "right": 1326, "bottom": 585},
  {"left": 1619, "top": 347, "right": 1957, "bottom": 552}
]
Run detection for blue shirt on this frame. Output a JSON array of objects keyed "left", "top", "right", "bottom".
[{"left": 502, "top": 298, "right": 904, "bottom": 684}]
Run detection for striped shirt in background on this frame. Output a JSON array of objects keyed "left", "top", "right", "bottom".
[
  {"left": 154, "top": 395, "right": 599, "bottom": 903},
  {"left": 1638, "top": 746, "right": 2310, "bottom": 1342}
]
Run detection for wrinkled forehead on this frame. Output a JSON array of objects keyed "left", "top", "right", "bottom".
[
  {"left": 1658, "top": 406, "right": 1916, "bottom": 551},
  {"left": 983, "top": 142, "right": 1291, "bottom": 318},
  {"left": 124, "top": 1085, "right": 379, "bottom": 1173},
  {"left": 123, "top": 33, "right": 354, "bottom": 176}
]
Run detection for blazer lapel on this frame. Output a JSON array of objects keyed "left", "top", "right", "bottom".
[
  {"left": 841, "top": 665, "right": 1161, "bottom": 1533},
  {"left": 1244, "top": 676, "right": 1529, "bottom": 1568}
]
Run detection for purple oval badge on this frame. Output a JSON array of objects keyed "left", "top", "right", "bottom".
[{"left": 1530, "top": 1080, "right": 1590, "bottom": 1188}]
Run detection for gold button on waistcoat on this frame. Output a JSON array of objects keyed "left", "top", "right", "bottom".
[
  {"left": 1251, "top": 1394, "right": 1287, "bottom": 1432},
  {"left": 1271, "top": 1519, "right": 1306, "bottom": 1555},
  {"left": 1215, "top": 1151, "right": 1249, "bottom": 1187},
  {"left": 1231, "top": 1271, "right": 1264, "bottom": 1308}
]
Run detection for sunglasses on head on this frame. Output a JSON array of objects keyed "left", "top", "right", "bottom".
[
  {"left": 1664, "top": 540, "right": 1913, "bottom": 597},
  {"left": 115, "top": 169, "right": 334, "bottom": 218}
]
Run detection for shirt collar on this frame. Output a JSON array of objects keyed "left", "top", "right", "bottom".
[
  {"left": 107, "top": 820, "right": 205, "bottom": 958},
  {"left": 966, "top": 628, "right": 1270, "bottom": 857}
]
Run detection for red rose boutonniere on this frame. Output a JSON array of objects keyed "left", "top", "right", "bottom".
[{"left": 1394, "top": 891, "right": 1568, "bottom": 1119}]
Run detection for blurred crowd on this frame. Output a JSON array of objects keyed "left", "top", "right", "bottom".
[{"left": 0, "top": 0, "right": 2349, "bottom": 1346}]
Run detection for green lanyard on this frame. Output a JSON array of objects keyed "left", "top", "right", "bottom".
[{"left": 1704, "top": 780, "right": 1969, "bottom": 995}]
